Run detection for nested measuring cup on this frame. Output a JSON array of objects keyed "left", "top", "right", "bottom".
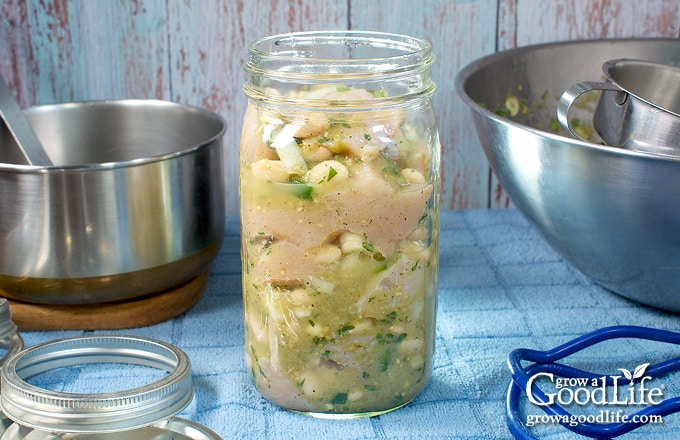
[
  {"left": 557, "top": 58, "right": 680, "bottom": 155},
  {"left": 239, "top": 31, "right": 440, "bottom": 418}
]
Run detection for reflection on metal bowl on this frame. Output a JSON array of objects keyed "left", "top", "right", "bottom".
[
  {"left": 456, "top": 39, "right": 680, "bottom": 312},
  {"left": 0, "top": 100, "right": 225, "bottom": 304}
]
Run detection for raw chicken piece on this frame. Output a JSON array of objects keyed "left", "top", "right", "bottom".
[{"left": 242, "top": 162, "right": 432, "bottom": 255}]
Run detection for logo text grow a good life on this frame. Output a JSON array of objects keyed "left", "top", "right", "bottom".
[{"left": 524, "top": 363, "right": 666, "bottom": 428}]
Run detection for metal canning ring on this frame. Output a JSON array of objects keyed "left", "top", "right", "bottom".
[{"left": 0, "top": 335, "right": 193, "bottom": 433}]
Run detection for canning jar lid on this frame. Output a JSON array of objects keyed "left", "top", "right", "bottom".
[{"left": 0, "top": 335, "right": 196, "bottom": 434}]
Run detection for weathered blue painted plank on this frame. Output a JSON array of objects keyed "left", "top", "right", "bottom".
[
  {"left": 166, "top": 0, "right": 349, "bottom": 214},
  {"left": 350, "top": 0, "right": 499, "bottom": 210},
  {"left": 515, "top": 0, "right": 680, "bottom": 45},
  {"left": 19, "top": 0, "right": 170, "bottom": 103},
  {"left": 0, "top": 0, "right": 39, "bottom": 107}
]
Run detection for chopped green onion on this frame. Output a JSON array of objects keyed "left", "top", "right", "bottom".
[
  {"left": 287, "top": 179, "right": 314, "bottom": 200},
  {"left": 505, "top": 95, "right": 520, "bottom": 116},
  {"left": 327, "top": 166, "right": 338, "bottom": 181}
]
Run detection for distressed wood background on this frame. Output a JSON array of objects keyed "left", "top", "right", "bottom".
[{"left": 1, "top": 0, "right": 679, "bottom": 215}]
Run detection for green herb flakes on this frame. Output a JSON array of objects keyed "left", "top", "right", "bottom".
[
  {"left": 331, "top": 393, "right": 348, "bottom": 405},
  {"left": 379, "top": 350, "right": 390, "bottom": 372},
  {"left": 338, "top": 324, "right": 355, "bottom": 336}
]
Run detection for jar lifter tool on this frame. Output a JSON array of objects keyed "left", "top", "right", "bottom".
[{"left": 506, "top": 326, "right": 680, "bottom": 439}]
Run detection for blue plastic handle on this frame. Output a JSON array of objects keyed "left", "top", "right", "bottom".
[{"left": 506, "top": 326, "right": 680, "bottom": 439}]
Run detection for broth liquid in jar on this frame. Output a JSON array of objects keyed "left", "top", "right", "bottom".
[{"left": 239, "top": 31, "right": 440, "bottom": 418}]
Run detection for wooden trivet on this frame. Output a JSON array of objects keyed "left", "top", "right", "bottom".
[{"left": 4, "top": 269, "right": 210, "bottom": 331}]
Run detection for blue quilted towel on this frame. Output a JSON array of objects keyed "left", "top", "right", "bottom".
[{"left": 16, "top": 210, "right": 680, "bottom": 439}]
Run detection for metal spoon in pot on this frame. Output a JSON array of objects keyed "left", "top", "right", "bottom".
[{"left": 0, "top": 76, "right": 53, "bottom": 166}]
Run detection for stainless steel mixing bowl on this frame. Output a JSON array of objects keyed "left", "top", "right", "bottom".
[
  {"left": 0, "top": 100, "right": 225, "bottom": 304},
  {"left": 456, "top": 39, "right": 680, "bottom": 312}
]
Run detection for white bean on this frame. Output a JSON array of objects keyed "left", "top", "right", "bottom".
[
  {"left": 301, "top": 142, "right": 333, "bottom": 162},
  {"left": 308, "top": 244, "right": 342, "bottom": 264},
  {"left": 400, "top": 168, "right": 426, "bottom": 184},
  {"left": 251, "top": 159, "right": 290, "bottom": 182},
  {"left": 339, "top": 232, "right": 365, "bottom": 254},
  {"left": 306, "top": 160, "right": 349, "bottom": 184}
]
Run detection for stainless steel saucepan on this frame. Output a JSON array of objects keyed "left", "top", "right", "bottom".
[{"left": 0, "top": 100, "right": 226, "bottom": 304}]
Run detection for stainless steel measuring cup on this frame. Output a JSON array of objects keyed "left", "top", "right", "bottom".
[{"left": 557, "top": 58, "right": 680, "bottom": 155}]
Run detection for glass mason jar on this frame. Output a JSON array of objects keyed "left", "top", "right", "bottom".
[{"left": 239, "top": 31, "right": 440, "bottom": 418}]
